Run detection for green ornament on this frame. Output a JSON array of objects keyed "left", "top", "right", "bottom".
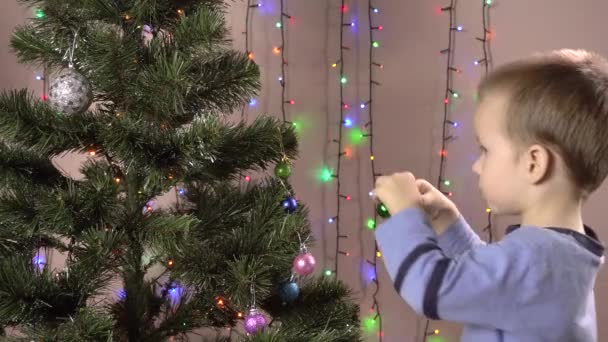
[
  {"left": 274, "top": 161, "right": 292, "bottom": 179},
  {"left": 376, "top": 202, "right": 390, "bottom": 218}
]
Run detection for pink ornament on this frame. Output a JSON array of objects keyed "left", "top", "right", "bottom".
[
  {"left": 244, "top": 308, "right": 266, "bottom": 334},
  {"left": 293, "top": 252, "right": 316, "bottom": 275},
  {"left": 255, "top": 313, "right": 267, "bottom": 326}
]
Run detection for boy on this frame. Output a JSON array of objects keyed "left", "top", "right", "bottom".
[{"left": 374, "top": 49, "right": 606, "bottom": 341}]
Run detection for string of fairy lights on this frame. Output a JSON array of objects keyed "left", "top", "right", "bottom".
[
  {"left": 322, "top": 0, "right": 352, "bottom": 280},
  {"left": 423, "top": 0, "right": 461, "bottom": 339},
  {"left": 477, "top": 0, "right": 494, "bottom": 243},
  {"left": 365, "top": 0, "right": 384, "bottom": 340},
  {"left": 332, "top": 0, "right": 349, "bottom": 279},
  {"left": 241, "top": 0, "right": 257, "bottom": 122}
]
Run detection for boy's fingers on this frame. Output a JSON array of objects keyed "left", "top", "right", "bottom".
[
  {"left": 416, "top": 179, "right": 440, "bottom": 207},
  {"left": 415, "top": 179, "right": 433, "bottom": 194}
]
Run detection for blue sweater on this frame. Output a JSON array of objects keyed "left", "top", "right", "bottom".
[{"left": 375, "top": 207, "right": 605, "bottom": 341}]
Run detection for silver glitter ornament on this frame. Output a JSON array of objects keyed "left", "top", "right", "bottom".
[{"left": 48, "top": 67, "right": 93, "bottom": 115}]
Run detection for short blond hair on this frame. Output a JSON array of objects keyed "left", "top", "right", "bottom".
[{"left": 478, "top": 49, "right": 608, "bottom": 195}]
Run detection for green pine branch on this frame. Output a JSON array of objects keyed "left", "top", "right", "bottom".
[
  {"left": 0, "top": 141, "right": 63, "bottom": 190},
  {"left": 7, "top": 307, "right": 114, "bottom": 342},
  {"left": 0, "top": 89, "right": 104, "bottom": 156}
]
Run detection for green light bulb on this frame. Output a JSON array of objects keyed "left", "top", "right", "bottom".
[
  {"left": 372, "top": 41, "right": 380, "bottom": 48},
  {"left": 362, "top": 314, "right": 379, "bottom": 333},
  {"left": 349, "top": 128, "right": 364, "bottom": 145},
  {"left": 276, "top": 22, "right": 282, "bottom": 28},
  {"left": 367, "top": 218, "right": 376, "bottom": 230},
  {"left": 35, "top": 8, "right": 45, "bottom": 19},
  {"left": 443, "top": 179, "right": 451, "bottom": 186},
  {"left": 325, "top": 270, "right": 332, "bottom": 276},
  {"left": 320, "top": 167, "right": 333, "bottom": 182}
]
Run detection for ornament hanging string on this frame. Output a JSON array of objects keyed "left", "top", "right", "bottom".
[
  {"left": 296, "top": 232, "right": 311, "bottom": 253},
  {"left": 250, "top": 276, "right": 256, "bottom": 308},
  {"left": 62, "top": 29, "right": 80, "bottom": 68}
]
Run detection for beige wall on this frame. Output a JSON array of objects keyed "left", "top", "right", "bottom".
[{"left": 2, "top": 1, "right": 607, "bottom": 341}]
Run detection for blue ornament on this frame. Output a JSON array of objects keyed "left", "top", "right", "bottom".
[
  {"left": 281, "top": 195, "right": 298, "bottom": 214},
  {"left": 279, "top": 281, "right": 300, "bottom": 304}
]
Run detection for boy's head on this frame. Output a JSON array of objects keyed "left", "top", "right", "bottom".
[{"left": 472, "top": 49, "right": 608, "bottom": 215}]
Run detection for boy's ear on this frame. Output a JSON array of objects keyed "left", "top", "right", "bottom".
[{"left": 524, "top": 144, "right": 553, "bottom": 184}]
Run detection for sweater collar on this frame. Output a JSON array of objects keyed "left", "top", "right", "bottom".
[{"left": 506, "top": 224, "right": 604, "bottom": 257}]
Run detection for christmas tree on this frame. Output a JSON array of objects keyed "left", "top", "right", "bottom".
[{"left": 0, "top": 0, "right": 361, "bottom": 341}]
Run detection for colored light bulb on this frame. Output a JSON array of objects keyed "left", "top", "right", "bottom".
[
  {"left": 340, "top": 76, "right": 347, "bottom": 84},
  {"left": 34, "top": 8, "right": 45, "bottom": 19},
  {"left": 276, "top": 22, "right": 282, "bottom": 28},
  {"left": 367, "top": 218, "right": 376, "bottom": 230},
  {"left": 372, "top": 41, "right": 380, "bottom": 48},
  {"left": 320, "top": 167, "right": 333, "bottom": 182},
  {"left": 344, "top": 118, "right": 353, "bottom": 127},
  {"left": 249, "top": 99, "right": 257, "bottom": 106}
]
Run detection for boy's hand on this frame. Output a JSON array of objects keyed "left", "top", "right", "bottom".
[
  {"left": 415, "top": 179, "right": 461, "bottom": 235},
  {"left": 374, "top": 172, "right": 422, "bottom": 215}
]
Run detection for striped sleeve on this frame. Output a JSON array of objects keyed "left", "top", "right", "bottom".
[
  {"left": 436, "top": 214, "right": 486, "bottom": 258},
  {"left": 375, "top": 207, "right": 526, "bottom": 331}
]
